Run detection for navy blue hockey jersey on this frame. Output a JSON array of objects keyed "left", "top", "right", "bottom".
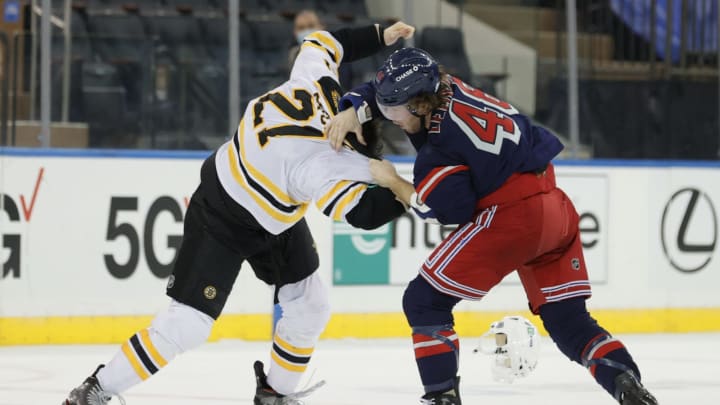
[{"left": 341, "top": 75, "right": 564, "bottom": 224}]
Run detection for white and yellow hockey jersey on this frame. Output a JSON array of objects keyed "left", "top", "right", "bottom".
[{"left": 215, "top": 31, "right": 373, "bottom": 235}]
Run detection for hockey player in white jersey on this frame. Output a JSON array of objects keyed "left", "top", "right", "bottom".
[{"left": 63, "top": 21, "right": 414, "bottom": 405}]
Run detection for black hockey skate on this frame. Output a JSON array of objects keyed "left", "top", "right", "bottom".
[
  {"left": 614, "top": 370, "right": 658, "bottom": 405},
  {"left": 63, "top": 365, "right": 125, "bottom": 405},
  {"left": 253, "top": 361, "right": 325, "bottom": 405},
  {"left": 420, "top": 377, "right": 461, "bottom": 405}
]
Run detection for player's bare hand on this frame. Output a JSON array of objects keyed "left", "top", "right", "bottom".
[
  {"left": 370, "top": 159, "right": 400, "bottom": 187},
  {"left": 326, "top": 108, "right": 363, "bottom": 152},
  {"left": 383, "top": 21, "right": 415, "bottom": 46}
]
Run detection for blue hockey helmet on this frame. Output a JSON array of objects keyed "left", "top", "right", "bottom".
[{"left": 373, "top": 47, "right": 440, "bottom": 106}]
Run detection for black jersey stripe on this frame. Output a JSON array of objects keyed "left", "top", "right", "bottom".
[
  {"left": 323, "top": 181, "right": 362, "bottom": 216},
  {"left": 257, "top": 125, "right": 324, "bottom": 147},
  {"left": 232, "top": 134, "right": 301, "bottom": 214}
]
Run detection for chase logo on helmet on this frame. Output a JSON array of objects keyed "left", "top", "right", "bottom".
[
  {"left": 374, "top": 48, "right": 440, "bottom": 106},
  {"left": 395, "top": 66, "right": 419, "bottom": 82}
]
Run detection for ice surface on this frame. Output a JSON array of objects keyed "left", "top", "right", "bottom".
[{"left": 0, "top": 333, "right": 717, "bottom": 404}]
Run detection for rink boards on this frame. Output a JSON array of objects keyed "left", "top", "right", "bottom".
[{"left": 1, "top": 148, "right": 719, "bottom": 344}]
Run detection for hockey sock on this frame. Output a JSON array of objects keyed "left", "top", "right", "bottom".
[
  {"left": 539, "top": 297, "right": 640, "bottom": 397},
  {"left": 581, "top": 333, "right": 640, "bottom": 396},
  {"left": 267, "top": 329, "right": 316, "bottom": 395},
  {"left": 97, "top": 300, "right": 213, "bottom": 394},
  {"left": 412, "top": 325, "right": 460, "bottom": 393},
  {"left": 267, "top": 272, "right": 330, "bottom": 395},
  {"left": 403, "top": 276, "right": 462, "bottom": 393}
]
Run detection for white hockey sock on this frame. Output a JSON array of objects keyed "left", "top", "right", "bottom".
[
  {"left": 267, "top": 328, "right": 316, "bottom": 395},
  {"left": 97, "top": 300, "right": 213, "bottom": 394},
  {"left": 96, "top": 327, "right": 173, "bottom": 393},
  {"left": 266, "top": 272, "right": 330, "bottom": 395}
]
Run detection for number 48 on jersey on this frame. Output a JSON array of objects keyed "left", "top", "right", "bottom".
[{"left": 449, "top": 78, "right": 521, "bottom": 155}]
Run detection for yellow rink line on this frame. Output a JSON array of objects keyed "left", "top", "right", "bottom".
[{"left": 1, "top": 307, "right": 719, "bottom": 345}]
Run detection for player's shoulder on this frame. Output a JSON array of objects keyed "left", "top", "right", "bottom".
[
  {"left": 428, "top": 116, "right": 470, "bottom": 153},
  {"left": 449, "top": 75, "right": 522, "bottom": 118},
  {"left": 299, "top": 30, "right": 343, "bottom": 65},
  {"left": 304, "top": 30, "right": 341, "bottom": 46},
  {"left": 283, "top": 74, "right": 314, "bottom": 94}
]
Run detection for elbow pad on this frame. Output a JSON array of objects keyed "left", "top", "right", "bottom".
[{"left": 345, "top": 186, "right": 407, "bottom": 230}]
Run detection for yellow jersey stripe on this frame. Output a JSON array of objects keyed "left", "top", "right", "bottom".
[
  {"left": 122, "top": 341, "right": 150, "bottom": 380},
  {"left": 232, "top": 134, "right": 303, "bottom": 213},
  {"left": 237, "top": 120, "right": 300, "bottom": 205},
  {"left": 332, "top": 184, "right": 368, "bottom": 221},
  {"left": 274, "top": 334, "right": 315, "bottom": 356},
  {"left": 228, "top": 142, "right": 308, "bottom": 223},
  {"left": 271, "top": 350, "right": 308, "bottom": 373},
  {"left": 306, "top": 31, "right": 341, "bottom": 64},
  {"left": 139, "top": 329, "right": 168, "bottom": 368},
  {"left": 316, "top": 180, "right": 353, "bottom": 211}
]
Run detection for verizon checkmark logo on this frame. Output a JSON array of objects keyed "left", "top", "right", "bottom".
[{"left": 19, "top": 167, "right": 45, "bottom": 222}]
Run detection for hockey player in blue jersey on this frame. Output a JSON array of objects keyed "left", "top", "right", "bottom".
[{"left": 326, "top": 48, "right": 658, "bottom": 405}]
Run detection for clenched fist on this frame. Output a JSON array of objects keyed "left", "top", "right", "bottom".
[{"left": 383, "top": 21, "right": 415, "bottom": 46}]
